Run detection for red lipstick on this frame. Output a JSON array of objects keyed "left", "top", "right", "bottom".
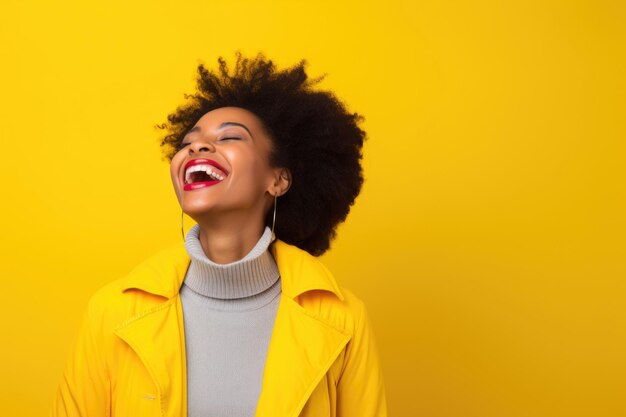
[
  {"left": 184, "top": 158, "right": 228, "bottom": 173},
  {"left": 183, "top": 158, "right": 229, "bottom": 191}
]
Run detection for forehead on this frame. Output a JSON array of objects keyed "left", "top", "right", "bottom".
[
  {"left": 194, "top": 106, "right": 264, "bottom": 129},
  {"left": 189, "top": 106, "right": 274, "bottom": 155}
]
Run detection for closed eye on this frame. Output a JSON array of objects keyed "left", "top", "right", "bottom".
[{"left": 177, "top": 137, "right": 241, "bottom": 150}]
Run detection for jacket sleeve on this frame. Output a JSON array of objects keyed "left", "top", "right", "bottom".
[
  {"left": 51, "top": 294, "right": 111, "bottom": 417},
  {"left": 336, "top": 299, "right": 388, "bottom": 417}
]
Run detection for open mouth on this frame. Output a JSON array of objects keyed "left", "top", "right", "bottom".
[{"left": 183, "top": 160, "right": 228, "bottom": 191}]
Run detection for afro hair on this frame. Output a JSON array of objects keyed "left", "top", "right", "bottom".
[{"left": 155, "top": 52, "right": 366, "bottom": 256}]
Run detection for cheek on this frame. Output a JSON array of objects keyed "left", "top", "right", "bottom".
[
  {"left": 243, "top": 158, "right": 273, "bottom": 187},
  {"left": 170, "top": 154, "right": 183, "bottom": 178},
  {"left": 169, "top": 165, "right": 177, "bottom": 183},
  {"left": 169, "top": 157, "right": 184, "bottom": 190},
  {"left": 226, "top": 151, "right": 267, "bottom": 182}
]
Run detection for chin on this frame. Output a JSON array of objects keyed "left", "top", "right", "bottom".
[{"left": 183, "top": 203, "right": 219, "bottom": 216}]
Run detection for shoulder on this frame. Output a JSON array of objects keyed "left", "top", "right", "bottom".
[
  {"left": 296, "top": 283, "right": 369, "bottom": 339},
  {"left": 82, "top": 244, "right": 182, "bottom": 331},
  {"left": 274, "top": 240, "right": 371, "bottom": 336}
]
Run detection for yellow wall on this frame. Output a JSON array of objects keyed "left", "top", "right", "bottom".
[{"left": 1, "top": 1, "right": 624, "bottom": 416}]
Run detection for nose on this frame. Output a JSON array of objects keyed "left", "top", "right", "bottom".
[{"left": 188, "top": 139, "right": 216, "bottom": 154}]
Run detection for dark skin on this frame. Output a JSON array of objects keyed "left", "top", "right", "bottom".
[{"left": 170, "top": 107, "right": 291, "bottom": 264}]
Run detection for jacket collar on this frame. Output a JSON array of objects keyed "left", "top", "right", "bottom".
[
  {"left": 119, "top": 238, "right": 345, "bottom": 302},
  {"left": 114, "top": 238, "right": 349, "bottom": 417}
]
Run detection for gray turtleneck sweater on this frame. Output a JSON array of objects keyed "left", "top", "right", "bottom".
[{"left": 180, "top": 224, "right": 282, "bottom": 417}]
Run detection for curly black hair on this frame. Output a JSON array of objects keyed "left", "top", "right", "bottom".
[{"left": 155, "top": 52, "right": 366, "bottom": 256}]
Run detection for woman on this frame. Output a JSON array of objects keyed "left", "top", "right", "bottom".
[{"left": 52, "top": 52, "right": 388, "bottom": 417}]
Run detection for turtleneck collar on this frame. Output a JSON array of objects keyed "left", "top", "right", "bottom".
[{"left": 183, "top": 224, "right": 280, "bottom": 299}]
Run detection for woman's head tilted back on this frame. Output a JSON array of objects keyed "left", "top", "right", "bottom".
[{"left": 157, "top": 52, "right": 366, "bottom": 256}]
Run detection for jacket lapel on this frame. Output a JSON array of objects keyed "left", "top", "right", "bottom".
[
  {"left": 113, "top": 239, "right": 350, "bottom": 417},
  {"left": 254, "top": 295, "right": 350, "bottom": 417},
  {"left": 114, "top": 244, "right": 190, "bottom": 417},
  {"left": 114, "top": 297, "right": 186, "bottom": 417},
  {"left": 254, "top": 240, "right": 351, "bottom": 417}
]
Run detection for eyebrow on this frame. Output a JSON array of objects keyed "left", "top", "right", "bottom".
[{"left": 185, "top": 122, "right": 253, "bottom": 138}]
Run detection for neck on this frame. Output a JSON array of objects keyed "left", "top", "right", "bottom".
[
  {"left": 184, "top": 223, "right": 280, "bottom": 300},
  {"left": 182, "top": 193, "right": 275, "bottom": 263},
  {"left": 194, "top": 221, "right": 267, "bottom": 264}
]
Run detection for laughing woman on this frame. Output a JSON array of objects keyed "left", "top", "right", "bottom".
[{"left": 51, "top": 53, "right": 388, "bottom": 417}]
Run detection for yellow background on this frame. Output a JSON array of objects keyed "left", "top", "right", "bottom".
[{"left": 1, "top": 1, "right": 624, "bottom": 416}]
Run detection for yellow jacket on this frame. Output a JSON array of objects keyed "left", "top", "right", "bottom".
[{"left": 51, "top": 238, "right": 388, "bottom": 417}]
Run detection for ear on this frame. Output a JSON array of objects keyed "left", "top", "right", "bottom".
[{"left": 269, "top": 167, "right": 291, "bottom": 197}]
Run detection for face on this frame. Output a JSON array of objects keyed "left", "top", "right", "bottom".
[{"left": 170, "top": 107, "right": 283, "bottom": 224}]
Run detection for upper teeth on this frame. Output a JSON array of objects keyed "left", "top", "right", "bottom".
[{"left": 185, "top": 164, "right": 225, "bottom": 183}]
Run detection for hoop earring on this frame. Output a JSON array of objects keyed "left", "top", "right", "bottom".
[
  {"left": 181, "top": 210, "right": 185, "bottom": 242},
  {"left": 271, "top": 194, "right": 277, "bottom": 242}
]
